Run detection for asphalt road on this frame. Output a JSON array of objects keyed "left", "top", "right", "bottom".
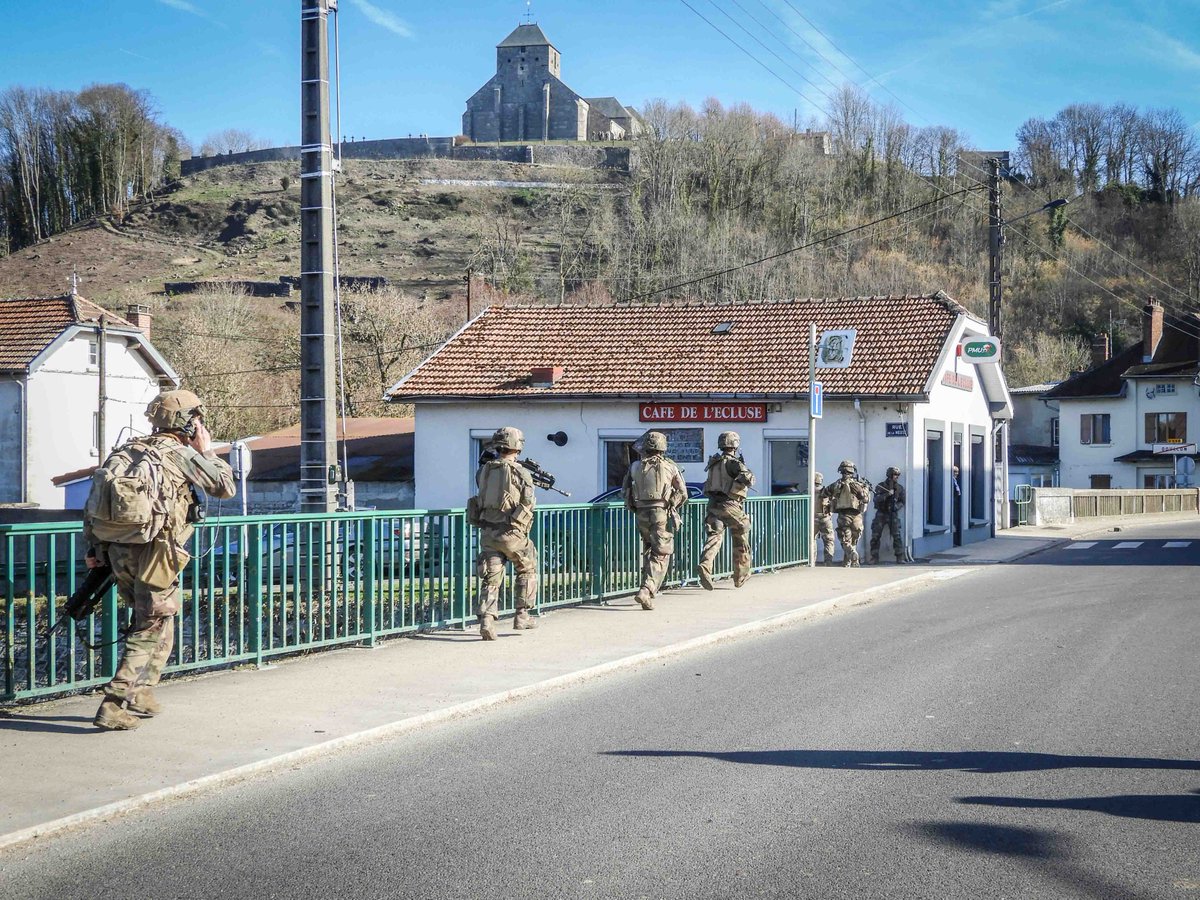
[{"left": 3, "top": 519, "right": 1198, "bottom": 899}]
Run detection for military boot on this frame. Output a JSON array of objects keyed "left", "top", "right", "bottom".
[
  {"left": 824, "top": 558, "right": 837, "bottom": 568},
  {"left": 479, "top": 615, "right": 497, "bottom": 641},
  {"left": 513, "top": 608, "right": 538, "bottom": 630},
  {"left": 895, "top": 556, "right": 909, "bottom": 564},
  {"left": 842, "top": 556, "right": 852, "bottom": 568},
  {"left": 698, "top": 568, "right": 714, "bottom": 591},
  {"left": 634, "top": 587, "right": 655, "bottom": 610},
  {"left": 850, "top": 551, "right": 861, "bottom": 568},
  {"left": 128, "top": 687, "right": 162, "bottom": 717},
  {"left": 94, "top": 699, "right": 140, "bottom": 731},
  {"left": 868, "top": 554, "right": 880, "bottom": 565}
]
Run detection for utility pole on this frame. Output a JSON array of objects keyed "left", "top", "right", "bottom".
[
  {"left": 299, "top": 0, "right": 339, "bottom": 512},
  {"left": 987, "top": 156, "right": 1003, "bottom": 340},
  {"left": 97, "top": 315, "right": 107, "bottom": 461},
  {"left": 807, "top": 323, "right": 817, "bottom": 569},
  {"left": 466, "top": 268, "right": 473, "bottom": 322}
]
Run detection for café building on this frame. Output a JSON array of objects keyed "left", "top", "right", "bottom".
[{"left": 387, "top": 293, "right": 1013, "bottom": 558}]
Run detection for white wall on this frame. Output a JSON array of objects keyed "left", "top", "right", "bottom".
[
  {"left": 24, "top": 332, "right": 163, "bottom": 507},
  {"left": 1010, "top": 393, "right": 1058, "bottom": 447}
]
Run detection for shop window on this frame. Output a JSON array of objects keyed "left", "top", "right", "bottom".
[
  {"left": 601, "top": 438, "right": 639, "bottom": 492},
  {"left": 926, "top": 430, "right": 945, "bottom": 526},
  {"left": 1144, "top": 412, "right": 1186, "bottom": 444},
  {"left": 767, "top": 439, "right": 808, "bottom": 494},
  {"left": 1089, "top": 474, "right": 1112, "bottom": 489},
  {"left": 1080, "top": 414, "right": 1110, "bottom": 445},
  {"left": 970, "top": 435, "right": 986, "bottom": 520}
]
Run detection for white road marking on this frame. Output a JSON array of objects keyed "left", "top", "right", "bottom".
[
  {"left": 1164, "top": 541, "right": 1192, "bottom": 548},
  {"left": 1065, "top": 542, "right": 1097, "bottom": 550},
  {"left": 1113, "top": 542, "right": 1144, "bottom": 549}
]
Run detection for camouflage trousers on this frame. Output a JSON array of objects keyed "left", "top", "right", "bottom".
[
  {"left": 102, "top": 542, "right": 179, "bottom": 703},
  {"left": 836, "top": 512, "right": 864, "bottom": 565},
  {"left": 814, "top": 513, "right": 836, "bottom": 562},
  {"left": 869, "top": 510, "right": 905, "bottom": 561},
  {"left": 475, "top": 526, "right": 539, "bottom": 620},
  {"left": 698, "top": 498, "right": 752, "bottom": 587},
  {"left": 635, "top": 506, "right": 675, "bottom": 598}
]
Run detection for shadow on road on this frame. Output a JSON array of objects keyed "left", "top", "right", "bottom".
[
  {"left": 958, "top": 788, "right": 1200, "bottom": 824},
  {"left": 1011, "top": 539, "right": 1200, "bottom": 567},
  {"left": 0, "top": 713, "right": 99, "bottom": 735},
  {"left": 603, "top": 748, "right": 1200, "bottom": 774},
  {"left": 914, "top": 821, "right": 1143, "bottom": 899}
]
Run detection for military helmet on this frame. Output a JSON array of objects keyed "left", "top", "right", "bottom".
[
  {"left": 491, "top": 426, "right": 525, "bottom": 452},
  {"left": 886, "top": 466, "right": 902, "bottom": 478},
  {"left": 642, "top": 431, "right": 667, "bottom": 452},
  {"left": 718, "top": 431, "right": 741, "bottom": 450},
  {"left": 838, "top": 459, "right": 856, "bottom": 474},
  {"left": 814, "top": 471, "right": 824, "bottom": 486},
  {"left": 146, "top": 389, "right": 206, "bottom": 432}
]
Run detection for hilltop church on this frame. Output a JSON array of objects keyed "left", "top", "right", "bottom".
[{"left": 462, "top": 23, "right": 642, "bottom": 143}]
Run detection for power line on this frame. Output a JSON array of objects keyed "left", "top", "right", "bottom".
[
  {"left": 153, "top": 327, "right": 293, "bottom": 345},
  {"left": 183, "top": 337, "right": 448, "bottom": 379},
  {"left": 623, "top": 186, "right": 980, "bottom": 302}
]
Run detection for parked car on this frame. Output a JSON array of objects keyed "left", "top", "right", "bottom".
[{"left": 586, "top": 483, "right": 705, "bottom": 504}]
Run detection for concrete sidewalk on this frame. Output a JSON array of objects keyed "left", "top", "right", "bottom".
[{"left": 0, "top": 515, "right": 1180, "bottom": 849}]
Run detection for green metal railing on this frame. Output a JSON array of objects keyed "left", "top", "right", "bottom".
[
  {"left": 2, "top": 495, "right": 809, "bottom": 703},
  {"left": 1014, "top": 484, "right": 1033, "bottom": 526}
]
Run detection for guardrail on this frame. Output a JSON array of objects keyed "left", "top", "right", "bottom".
[
  {"left": 1027, "top": 487, "right": 1199, "bottom": 526},
  {"left": 2, "top": 495, "right": 809, "bottom": 703}
]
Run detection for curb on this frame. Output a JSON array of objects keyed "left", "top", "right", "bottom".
[{"left": 0, "top": 566, "right": 972, "bottom": 853}]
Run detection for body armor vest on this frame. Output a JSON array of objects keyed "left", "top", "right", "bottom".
[
  {"left": 476, "top": 460, "right": 526, "bottom": 524},
  {"left": 704, "top": 453, "right": 748, "bottom": 500},
  {"left": 630, "top": 457, "right": 674, "bottom": 505},
  {"left": 834, "top": 479, "right": 865, "bottom": 514}
]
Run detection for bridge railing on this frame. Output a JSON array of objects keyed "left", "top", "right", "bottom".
[
  {"left": 2, "top": 495, "right": 809, "bottom": 703},
  {"left": 1027, "top": 487, "right": 1200, "bottom": 526}
]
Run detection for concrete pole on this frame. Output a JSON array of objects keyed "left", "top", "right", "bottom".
[
  {"left": 96, "top": 315, "right": 107, "bottom": 460},
  {"left": 299, "top": 0, "right": 338, "bottom": 512},
  {"left": 807, "top": 323, "right": 817, "bottom": 568}
]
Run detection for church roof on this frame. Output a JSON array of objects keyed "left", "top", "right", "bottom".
[
  {"left": 497, "top": 24, "right": 553, "bottom": 48},
  {"left": 584, "top": 97, "right": 631, "bottom": 119}
]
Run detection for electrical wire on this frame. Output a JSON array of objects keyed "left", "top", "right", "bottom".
[{"left": 621, "top": 186, "right": 980, "bottom": 302}]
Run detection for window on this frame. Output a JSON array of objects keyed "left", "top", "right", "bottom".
[
  {"left": 1089, "top": 474, "right": 1112, "bottom": 489},
  {"left": 1144, "top": 412, "right": 1186, "bottom": 444},
  {"left": 1144, "top": 473, "right": 1176, "bottom": 489},
  {"left": 92, "top": 411, "right": 99, "bottom": 452},
  {"left": 1154, "top": 383, "right": 1175, "bottom": 395},
  {"left": 926, "top": 430, "right": 945, "bottom": 527},
  {"left": 1080, "top": 413, "right": 1111, "bottom": 445},
  {"left": 970, "top": 434, "right": 986, "bottom": 520},
  {"left": 601, "top": 438, "right": 639, "bottom": 492},
  {"left": 767, "top": 439, "right": 808, "bottom": 494},
  {"left": 1029, "top": 473, "right": 1053, "bottom": 487},
  {"left": 88, "top": 338, "right": 98, "bottom": 366},
  {"left": 1050, "top": 417, "right": 1059, "bottom": 447}
]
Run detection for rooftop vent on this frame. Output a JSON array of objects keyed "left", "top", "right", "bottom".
[
  {"left": 530, "top": 365, "right": 564, "bottom": 388},
  {"left": 712, "top": 321, "right": 734, "bottom": 335}
]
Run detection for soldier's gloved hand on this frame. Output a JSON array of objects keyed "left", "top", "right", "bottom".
[{"left": 189, "top": 420, "right": 213, "bottom": 454}]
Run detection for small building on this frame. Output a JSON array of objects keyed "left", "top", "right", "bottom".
[
  {"left": 1044, "top": 297, "right": 1200, "bottom": 489},
  {"left": 584, "top": 97, "right": 642, "bottom": 141},
  {"left": 387, "top": 294, "right": 1013, "bottom": 559},
  {"left": 0, "top": 294, "right": 177, "bottom": 508},
  {"left": 1008, "top": 382, "right": 1061, "bottom": 491}
]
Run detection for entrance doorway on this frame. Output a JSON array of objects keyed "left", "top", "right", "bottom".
[{"left": 952, "top": 440, "right": 963, "bottom": 546}]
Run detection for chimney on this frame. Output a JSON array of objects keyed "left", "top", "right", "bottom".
[
  {"left": 530, "top": 365, "right": 564, "bottom": 388},
  {"left": 1090, "top": 333, "right": 1110, "bottom": 368},
  {"left": 1142, "top": 296, "right": 1163, "bottom": 363},
  {"left": 126, "top": 304, "right": 153, "bottom": 338}
]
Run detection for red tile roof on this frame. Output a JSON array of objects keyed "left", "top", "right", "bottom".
[
  {"left": 388, "top": 294, "right": 972, "bottom": 401},
  {"left": 0, "top": 294, "right": 135, "bottom": 372}
]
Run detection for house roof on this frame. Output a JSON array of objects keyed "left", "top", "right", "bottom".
[
  {"left": 1112, "top": 448, "right": 1198, "bottom": 463},
  {"left": 585, "top": 97, "right": 631, "bottom": 119},
  {"left": 1042, "top": 344, "right": 1141, "bottom": 400},
  {"left": 1010, "top": 382, "right": 1060, "bottom": 395},
  {"left": 388, "top": 294, "right": 976, "bottom": 402},
  {"left": 0, "top": 294, "right": 135, "bottom": 372},
  {"left": 497, "top": 24, "right": 552, "bottom": 48},
  {"left": 1009, "top": 443, "right": 1058, "bottom": 466}
]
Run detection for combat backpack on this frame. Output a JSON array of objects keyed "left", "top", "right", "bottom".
[{"left": 84, "top": 438, "right": 174, "bottom": 545}]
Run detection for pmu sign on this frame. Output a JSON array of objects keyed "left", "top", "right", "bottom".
[
  {"left": 961, "top": 337, "right": 1001, "bottom": 364},
  {"left": 639, "top": 402, "right": 768, "bottom": 423}
]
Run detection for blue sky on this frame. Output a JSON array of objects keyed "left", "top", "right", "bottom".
[{"left": 0, "top": 0, "right": 1196, "bottom": 153}]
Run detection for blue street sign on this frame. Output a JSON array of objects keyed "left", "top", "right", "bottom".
[{"left": 811, "top": 381, "right": 824, "bottom": 419}]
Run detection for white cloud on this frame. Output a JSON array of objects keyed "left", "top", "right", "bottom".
[
  {"left": 348, "top": 0, "right": 414, "bottom": 39},
  {"left": 1147, "top": 29, "right": 1200, "bottom": 71},
  {"left": 155, "top": 0, "right": 202, "bottom": 14}
]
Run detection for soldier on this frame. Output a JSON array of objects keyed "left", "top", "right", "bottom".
[
  {"left": 469, "top": 426, "right": 539, "bottom": 641},
  {"left": 89, "top": 390, "right": 236, "bottom": 731},
  {"left": 869, "top": 466, "right": 907, "bottom": 564},
  {"left": 813, "top": 471, "right": 836, "bottom": 566},
  {"left": 824, "top": 459, "right": 871, "bottom": 567},
  {"left": 697, "top": 431, "right": 754, "bottom": 590},
  {"left": 622, "top": 430, "right": 687, "bottom": 610}
]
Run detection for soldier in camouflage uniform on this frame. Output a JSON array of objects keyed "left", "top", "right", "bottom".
[
  {"left": 622, "top": 431, "right": 687, "bottom": 610},
  {"left": 469, "top": 426, "right": 539, "bottom": 641},
  {"left": 89, "top": 390, "right": 236, "bottom": 731},
  {"left": 697, "top": 431, "right": 755, "bottom": 590},
  {"left": 813, "top": 471, "right": 836, "bottom": 566},
  {"left": 824, "top": 459, "right": 871, "bottom": 568},
  {"left": 869, "top": 466, "right": 908, "bottom": 564}
]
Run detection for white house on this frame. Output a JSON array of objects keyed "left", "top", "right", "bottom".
[
  {"left": 1008, "top": 382, "right": 1060, "bottom": 492},
  {"left": 0, "top": 294, "right": 178, "bottom": 508},
  {"left": 1044, "top": 298, "right": 1200, "bottom": 489},
  {"left": 387, "top": 293, "right": 1013, "bottom": 559}
]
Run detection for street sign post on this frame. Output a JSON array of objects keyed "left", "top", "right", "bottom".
[
  {"left": 810, "top": 381, "right": 824, "bottom": 419},
  {"left": 231, "top": 440, "right": 253, "bottom": 516}
]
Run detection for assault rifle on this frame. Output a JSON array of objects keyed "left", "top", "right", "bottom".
[
  {"left": 64, "top": 564, "right": 116, "bottom": 621},
  {"left": 477, "top": 444, "right": 571, "bottom": 497}
]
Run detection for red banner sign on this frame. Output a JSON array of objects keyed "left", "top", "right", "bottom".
[{"left": 639, "top": 402, "right": 768, "bottom": 423}]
